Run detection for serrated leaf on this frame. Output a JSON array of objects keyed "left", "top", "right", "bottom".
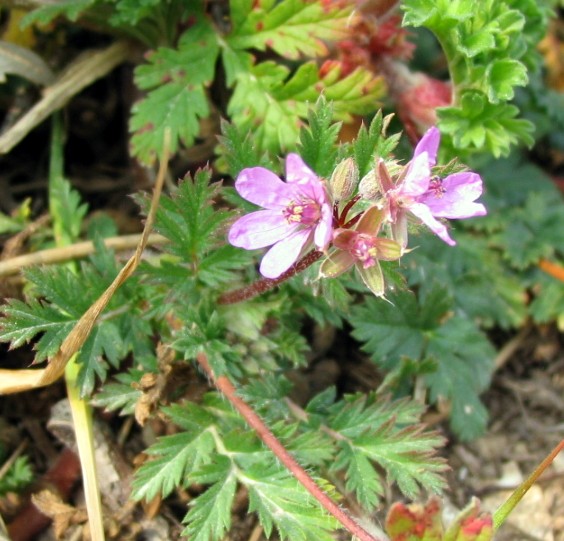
[
  {"left": 152, "top": 168, "right": 231, "bottom": 266},
  {"left": 332, "top": 443, "right": 383, "bottom": 509},
  {"left": 404, "top": 234, "right": 528, "bottom": 329},
  {"left": 130, "top": 17, "right": 219, "bottom": 164},
  {"left": 404, "top": 0, "right": 540, "bottom": 157},
  {"left": 228, "top": 0, "right": 354, "bottom": 59},
  {"left": 242, "top": 464, "right": 337, "bottom": 541},
  {"left": 93, "top": 372, "right": 143, "bottom": 416},
  {"left": 182, "top": 458, "right": 237, "bottom": 541},
  {"left": 0, "top": 298, "right": 73, "bottom": 358},
  {"left": 351, "top": 111, "right": 399, "bottom": 178},
  {"left": 486, "top": 59, "right": 528, "bottom": 102},
  {"left": 21, "top": 0, "right": 95, "bottom": 27},
  {"left": 349, "top": 289, "right": 451, "bottom": 371},
  {"left": 349, "top": 287, "right": 495, "bottom": 439},
  {"left": 495, "top": 192, "right": 564, "bottom": 269},
  {"left": 133, "top": 428, "right": 216, "bottom": 501},
  {"left": 425, "top": 317, "right": 495, "bottom": 440},
  {"left": 228, "top": 60, "right": 383, "bottom": 155},
  {"left": 297, "top": 97, "right": 340, "bottom": 178},
  {"left": 76, "top": 322, "right": 125, "bottom": 396},
  {"left": 355, "top": 423, "right": 447, "bottom": 498}
]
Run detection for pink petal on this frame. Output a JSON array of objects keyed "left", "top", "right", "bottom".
[
  {"left": 409, "top": 202, "right": 456, "bottom": 245},
  {"left": 401, "top": 150, "right": 431, "bottom": 197},
  {"left": 413, "top": 126, "right": 440, "bottom": 167},
  {"left": 228, "top": 210, "right": 295, "bottom": 249},
  {"left": 421, "top": 172, "right": 487, "bottom": 218},
  {"left": 313, "top": 202, "right": 333, "bottom": 250},
  {"left": 235, "top": 167, "right": 300, "bottom": 210},
  {"left": 285, "top": 154, "right": 319, "bottom": 186},
  {"left": 259, "top": 229, "right": 312, "bottom": 278}
]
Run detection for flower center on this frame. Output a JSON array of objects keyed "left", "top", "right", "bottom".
[
  {"left": 283, "top": 199, "right": 321, "bottom": 225},
  {"left": 351, "top": 234, "right": 378, "bottom": 269},
  {"left": 428, "top": 176, "right": 446, "bottom": 198}
]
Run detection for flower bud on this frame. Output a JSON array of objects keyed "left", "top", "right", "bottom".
[
  {"left": 329, "top": 158, "right": 358, "bottom": 202},
  {"left": 359, "top": 169, "right": 379, "bottom": 200}
]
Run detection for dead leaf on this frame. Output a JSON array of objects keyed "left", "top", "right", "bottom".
[{"left": 31, "top": 490, "right": 87, "bottom": 539}]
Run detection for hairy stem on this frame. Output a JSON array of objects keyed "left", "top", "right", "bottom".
[
  {"left": 218, "top": 250, "right": 323, "bottom": 305},
  {"left": 195, "top": 352, "right": 384, "bottom": 541}
]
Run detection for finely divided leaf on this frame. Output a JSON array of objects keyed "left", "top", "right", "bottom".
[
  {"left": 243, "top": 464, "right": 337, "bottom": 541},
  {"left": 133, "top": 428, "right": 216, "bottom": 501},
  {"left": 228, "top": 0, "right": 354, "bottom": 59},
  {"left": 425, "top": 317, "right": 495, "bottom": 440},
  {"left": 326, "top": 394, "right": 446, "bottom": 507},
  {"left": 228, "top": 60, "right": 383, "bottom": 155},
  {"left": 130, "top": 16, "right": 220, "bottom": 164},
  {"left": 298, "top": 98, "right": 340, "bottom": 178},
  {"left": 182, "top": 459, "right": 237, "bottom": 541},
  {"left": 21, "top": 0, "right": 95, "bottom": 26}
]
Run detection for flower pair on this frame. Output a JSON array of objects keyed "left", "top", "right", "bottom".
[{"left": 228, "top": 127, "right": 487, "bottom": 294}]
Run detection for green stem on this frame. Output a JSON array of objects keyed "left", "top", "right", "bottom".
[
  {"left": 50, "top": 114, "right": 105, "bottom": 541},
  {"left": 493, "top": 437, "right": 564, "bottom": 530}
]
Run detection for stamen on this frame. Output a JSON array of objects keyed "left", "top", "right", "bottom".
[{"left": 429, "top": 176, "right": 446, "bottom": 197}]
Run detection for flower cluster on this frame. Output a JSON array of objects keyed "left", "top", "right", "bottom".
[{"left": 228, "top": 128, "right": 487, "bottom": 296}]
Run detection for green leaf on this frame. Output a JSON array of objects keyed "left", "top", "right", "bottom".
[
  {"left": 404, "top": 234, "right": 528, "bottom": 329},
  {"left": 227, "top": 0, "right": 354, "bottom": 59},
  {"left": 297, "top": 97, "right": 340, "bottom": 179},
  {"left": 352, "top": 423, "right": 447, "bottom": 499},
  {"left": 0, "top": 456, "right": 34, "bottom": 496},
  {"left": 0, "top": 298, "right": 74, "bottom": 361},
  {"left": 93, "top": 371, "right": 143, "bottom": 416},
  {"left": 424, "top": 317, "right": 495, "bottom": 440},
  {"left": 227, "top": 60, "right": 383, "bottom": 155},
  {"left": 326, "top": 394, "right": 446, "bottom": 506},
  {"left": 217, "top": 119, "right": 274, "bottom": 176},
  {"left": 486, "top": 59, "right": 528, "bottom": 102},
  {"left": 152, "top": 168, "right": 231, "bottom": 267},
  {"left": 21, "top": 0, "right": 95, "bottom": 27},
  {"left": 349, "top": 287, "right": 495, "bottom": 439},
  {"left": 349, "top": 289, "right": 450, "bottom": 371},
  {"left": 49, "top": 174, "right": 88, "bottom": 246},
  {"left": 132, "top": 405, "right": 217, "bottom": 501},
  {"left": 182, "top": 459, "right": 237, "bottom": 541},
  {"left": 332, "top": 443, "right": 383, "bottom": 509},
  {"left": 403, "top": 0, "right": 541, "bottom": 157},
  {"left": 495, "top": 192, "right": 564, "bottom": 269},
  {"left": 351, "top": 111, "right": 399, "bottom": 178},
  {"left": 130, "top": 16, "right": 220, "bottom": 164},
  {"left": 243, "top": 464, "right": 338, "bottom": 541}
]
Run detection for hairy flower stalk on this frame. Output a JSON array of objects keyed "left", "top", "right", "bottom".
[{"left": 228, "top": 154, "right": 333, "bottom": 279}]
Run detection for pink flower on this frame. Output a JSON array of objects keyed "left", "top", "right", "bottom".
[
  {"left": 380, "top": 127, "right": 487, "bottom": 247},
  {"left": 320, "top": 206, "right": 401, "bottom": 297},
  {"left": 228, "top": 154, "right": 333, "bottom": 279}
]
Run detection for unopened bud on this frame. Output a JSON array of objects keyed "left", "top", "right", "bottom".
[
  {"left": 359, "top": 169, "right": 379, "bottom": 200},
  {"left": 329, "top": 158, "right": 358, "bottom": 202}
]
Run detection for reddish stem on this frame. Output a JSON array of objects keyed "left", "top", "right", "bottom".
[
  {"left": 218, "top": 250, "right": 323, "bottom": 305},
  {"left": 338, "top": 195, "right": 360, "bottom": 225},
  {"left": 195, "top": 352, "right": 383, "bottom": 541}
]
